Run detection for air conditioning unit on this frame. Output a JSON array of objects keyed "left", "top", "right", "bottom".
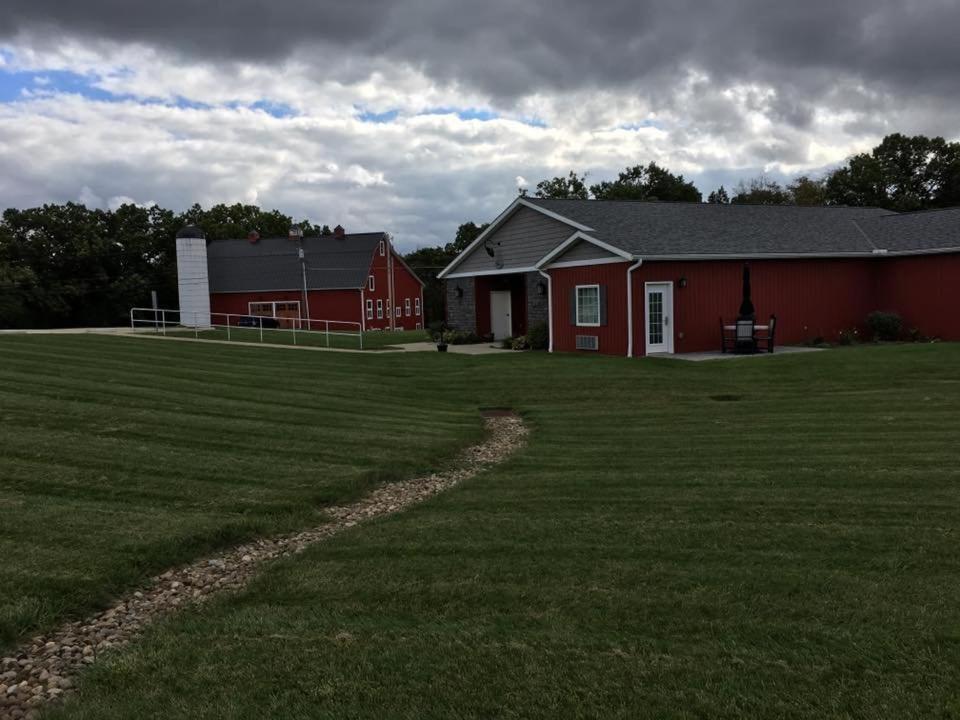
[{"left": 575, "top": 335, "right": 599, "bottom": 351}]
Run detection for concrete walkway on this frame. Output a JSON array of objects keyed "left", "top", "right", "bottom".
[{"left": 395, "top": 341, "right": 513, "bottom": 355}]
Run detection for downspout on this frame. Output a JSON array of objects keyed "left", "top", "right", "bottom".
[
  {"left": 537, "top": 269, "right": 553, "bottom": 353},
  {"left": 626, "top": 258, "right": 643, "bottom": 358}
]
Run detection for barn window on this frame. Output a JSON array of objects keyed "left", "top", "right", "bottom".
[
  {"left": 368, "top": 275, "right": 375, "bottom": 291},
  {"left": 366, "top": 299, "right": 373, "bottom": 320},
  {"left": 379, "top": 240, "right": 386, "bottom": 256},
  {"left": 404, "top": 298, "right": 411, "bottom": 316},
  {"left": 575, "top": 285, "right": 601, "bottom": 326},
  {"left": 395, "top": 305, "right": 401, "bottom": 318},
  {"left": 376, "top": 299, "right": 383, "bottom": 319},
  {"left": 415, "top": 297, "right": 421, "bottom": 316}
]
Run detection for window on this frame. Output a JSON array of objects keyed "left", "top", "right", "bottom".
[
  {"left": 576, "top": 285, "right": 601, "bottom": 326},
  {"left": 415, "top": 297, "right": 421, "bottom": 316},
  {"left": 368, "top": 275, "right": 375, "bottom": 291},
  {"left": 379, "top": 240, "right": 385, "bottom": 256},
  {"left": 395, "top": 305, "right": 401, "bottom": 318},
  {"left": 376, "top": 299, "right": 383, "bottom": 319},
  {"left": 404, "top": 298, "right": 411, "bottom": 316},
  {"left": 248, "top": 301, "right": 300, "bottom": 318},
  {"left": 366, "top": 299, "right": 373, "bottom": 320}
]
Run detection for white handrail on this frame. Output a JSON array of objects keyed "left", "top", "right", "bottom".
[{"left": 128, "top": 307, "right": 366, "bottom": 349}]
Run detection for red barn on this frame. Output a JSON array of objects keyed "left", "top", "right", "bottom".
[
  {"left": 439, "top": 198, "right": 960, "bottom": 356},
  {"left": 179, "top": 225, "right": 424, "bottom": 332}
]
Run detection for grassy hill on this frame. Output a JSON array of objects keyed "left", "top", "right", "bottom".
[{"left": 2, "top": 335, "right": 960, "bottom": 718}]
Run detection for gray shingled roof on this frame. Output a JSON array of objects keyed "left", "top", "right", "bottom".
[
  {"left": 207, "top": 233, "right": 384, "bottom": 292},
  {"left": 856, "top": 207, "right": 960, "bottom": 253},
  {"left": 525, "top": 198, "right": 900, "bottom": 257}
]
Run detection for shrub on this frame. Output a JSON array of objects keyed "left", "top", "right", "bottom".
[
  {"left": 527, "top": 322, "right": 549, "bottom": 351},
  {"left": 445, "top": 329, "right": 481, "bottom": 345},
  {"left": 867, "top": 311, "right": 903, "bottom": 342},
  {"left": 511, "top": 335, "right": 530, "bottom": 351}
]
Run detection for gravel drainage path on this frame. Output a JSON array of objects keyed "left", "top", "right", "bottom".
[{"left": 0, "top": 413, "right": 527, "bottom": 720}]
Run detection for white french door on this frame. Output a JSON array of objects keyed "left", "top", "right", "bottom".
[{"left": 644, "top": 282, "right": 674, "bottom": 354}]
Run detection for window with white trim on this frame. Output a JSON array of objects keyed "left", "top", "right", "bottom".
[
  {"left": 376, "top": 299, "right": 383, "bottom": 319},
  {"left": 366, "top": 299, "right": 373, "bottom": 320},
  {"left": 368, "top": 275, "right": 375, "bottom": 291},
  {"left": 395, "top": 305, "right": 401, "bottom": 318},
  {"left": 379, "top": 240, "right": 385, "bottom": 256},
  {"left": 576, "top": 285, "right": 601, "bottom": 326},
  {"left": 415, "top": 297, "right": 421, "bottom": 316},
  {"left": 404, "top": 298, "right": 411, "bottom": 316}
]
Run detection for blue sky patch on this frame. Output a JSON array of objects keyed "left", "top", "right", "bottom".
[
  {"left": 421, "top": 106, "right": 499, "bottom": 121},
  {"left": 620, "top": 118, "right": 666, "bottom": 131},
  {"left": 357, "top": 107, "right": 399, "bottom": 123},
  {"left": 0, "top": 69, "right": 118, "bottom": 103}
]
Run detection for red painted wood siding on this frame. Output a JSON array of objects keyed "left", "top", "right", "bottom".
[
  {"left": 549, "top": 262, "right": 631, "bottom": 356},
  {"left": 631, "top": 258, "right": 878, "bottom": 355},
  {"left": 875, "top": 254, "right": 960, "bottom": 340},
  {"left": 475, "top": 274, "right": 528, "bottom": 337},
  {"left": 210, "top": 289, "right": 362, "bottom": 330},
  {"left": 364, "top": 241, "right": 425, "bottom": 330}
]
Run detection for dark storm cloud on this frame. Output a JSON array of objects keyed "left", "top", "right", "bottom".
[{"left": 2, "top": 0, "right": 958, "bottom": 114}]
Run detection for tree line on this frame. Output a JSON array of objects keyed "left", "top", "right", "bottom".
[{"left": 1, "top": 133, "right": 957, "bottom": 329}]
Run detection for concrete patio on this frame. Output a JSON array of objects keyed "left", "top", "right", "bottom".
[{"left": 659, "top": 345, "right": 824, "bottom": 362}]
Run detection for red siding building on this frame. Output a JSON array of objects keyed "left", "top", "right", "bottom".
[
  {"left": 440, "top": 198, "right": 960, "bottom": 356},
  {"left": 187, "top": 225, "right": 423, "bottom": 332}
]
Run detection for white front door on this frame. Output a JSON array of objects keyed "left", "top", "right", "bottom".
[
  {"left": 490, "top": 290, "right": 513, "bottom": 340},
  {"left": 644, "top": 282, "right": 674, "bottom": 354}
]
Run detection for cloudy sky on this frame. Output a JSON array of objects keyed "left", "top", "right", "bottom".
[{"left": 1, "top": 1, "right": 958, "bottom": 250}]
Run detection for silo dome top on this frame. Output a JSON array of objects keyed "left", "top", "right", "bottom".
[{"left": 176, "top": 224, "right": 205, "bottom": 239}]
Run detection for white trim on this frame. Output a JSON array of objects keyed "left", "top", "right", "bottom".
[
  {"left": 437, "top": 197, "right": 594, "bottom": 279},
  {"left": 626, "top": 259, "right": 643, "bottom": 357},
  {"left": 536, "top": 231, "right": 633, "bottom": 268},
  {"left": 379, "top": 239, "right": 386, "bottom": 256},
  {"left": 574, "top": 284, "right": 601, "bottom": 327},
  {"left": 365, "top": 298, "right": 374, "bottom": 320},
  {"left": 415, "top": 297, "right": 421, "bottom": 316},
  {"left": 643, "top": 281, "right": 674, "bottom": 354},
  {"left": 636, "top": 247, "right": 960, "bottom": 261},
  {"left": 376, "top": 299, "right": 384, "bottom": 319},
  {"left": 404, "top": 298, "right": 411, "bottom": 316},
  {"left": 444, "top": 266, "right": 538, "bottom": 279},
  {"left": 538, "top": 269, "right": 553, "bottom": 353},
  {"left": 517, "top": 198, "right": 594, "bottom": 232},
  {"left": 547, "top": 256, "right": 632, "bottom": 269},
  {"left": 368, "top": 275, "right": 375, "bottom": 291},
  {"left": 391, "top": 252, "right": 427, "bottom": 287}
]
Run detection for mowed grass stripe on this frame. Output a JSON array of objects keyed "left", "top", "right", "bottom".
[{"left": 0, "top": 334, "right": 480, "bottom": 648}]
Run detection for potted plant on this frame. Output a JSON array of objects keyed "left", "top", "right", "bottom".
[{"left": 436, "top": 324, "right": 448, "bottom": 352}]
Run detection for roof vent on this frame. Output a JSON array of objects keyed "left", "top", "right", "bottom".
[
  {"left": 288, "top": 226, "right": 304, "bottom": 240},
  {"left": 872, "top": 248, "right": 889, "bottom": 255},
  {"left": 333, "top": 225, "right": 346, "bottom": 239},
  {"left": 247, "top": 230, "right": 260, "bottom": 244}
]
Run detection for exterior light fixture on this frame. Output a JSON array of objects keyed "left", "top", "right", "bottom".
[
  {"left": 537, "top": 281, "right": 547, "bottom": 296},
  {"left": 455, "top": 286, "right": 464, "bottom": 299},
  {"left": 679, "top": 276, "right": 688, "bottom": 288}
]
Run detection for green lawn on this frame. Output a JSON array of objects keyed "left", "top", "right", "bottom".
[
  {"left": 161, "top": 326, "right": 430, "bottom": 350},
  {"left": 3, "top": 336, "right": 960, "bottom": 718}
]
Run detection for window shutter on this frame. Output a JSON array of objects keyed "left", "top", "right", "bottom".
[
  {"left": 570, "top": 288, "right": 577, "bottom": 325},
  {"left": 599, "top": 286, "right": 608, "bottom": 326}
]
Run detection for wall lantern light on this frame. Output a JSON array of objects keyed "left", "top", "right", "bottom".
[
  {"left": 679, "top": 276, "right": 688, "bottom": 289},
  {"left": 455, "top": 286, "right": 464, "bottom": 299},
  {"left": 537, "top": 281, "right": 547, "bottom": 296}
]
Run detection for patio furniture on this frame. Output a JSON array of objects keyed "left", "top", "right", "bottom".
[
  {"left": 755, "top": 315, "right": 777, "bottom": 353},
  {"left": 720, "top": 315, "right": 777, "bottom": 354}
]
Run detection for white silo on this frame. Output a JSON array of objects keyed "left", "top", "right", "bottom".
[{"left": 175, "top": 225, "right": 212, "bottom": 328}]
